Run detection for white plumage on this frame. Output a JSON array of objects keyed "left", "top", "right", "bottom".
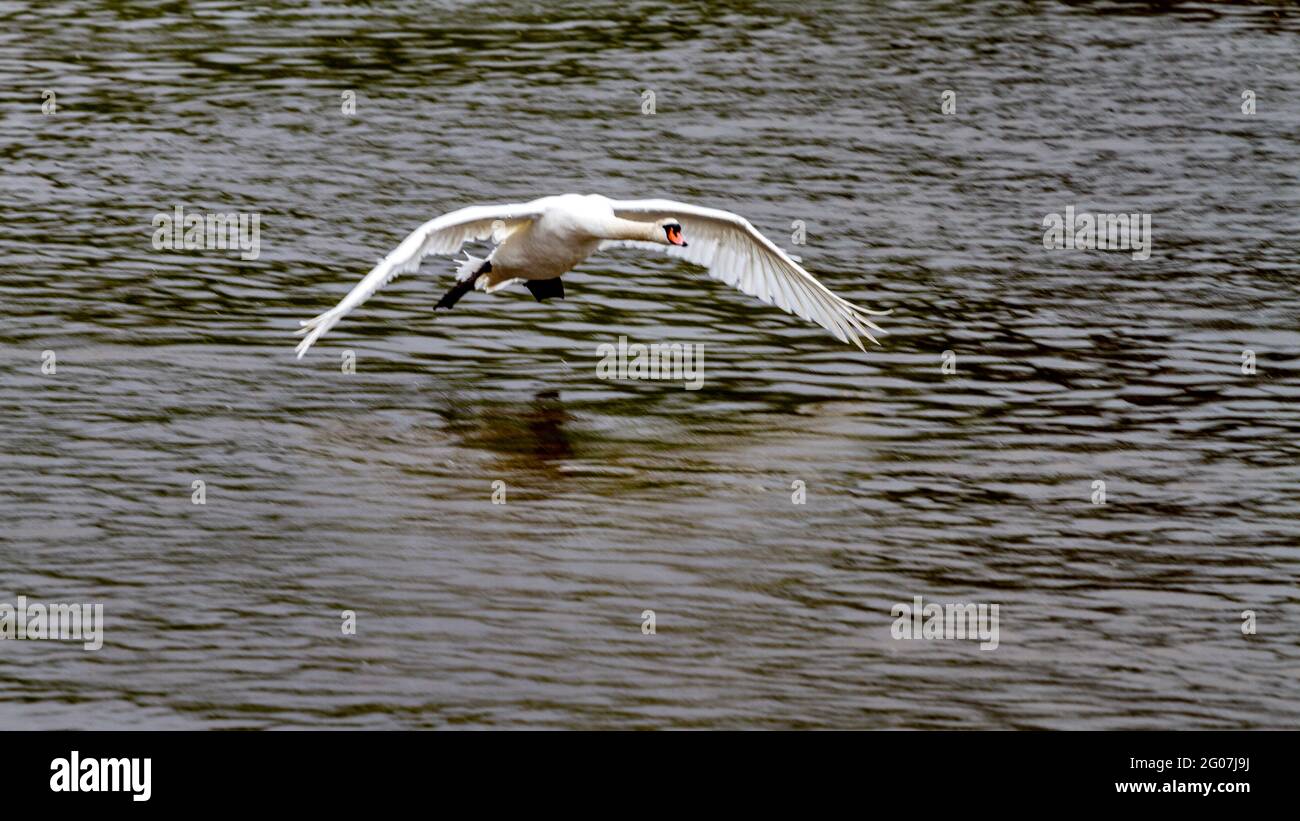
[{"left": 295, "top": 193, "right": 889, "bottom": 358}]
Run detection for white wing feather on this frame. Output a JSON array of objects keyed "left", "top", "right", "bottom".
[
  {"left": 603, "top": 199, "right": 889, "bottom": 350},
  {"left": 294, "top": 200, "right": 549, "bottom": 358}
]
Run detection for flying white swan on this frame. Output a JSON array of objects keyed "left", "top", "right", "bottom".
[{"left": 294, "top": 193, "right": 889, "bottom": 358}]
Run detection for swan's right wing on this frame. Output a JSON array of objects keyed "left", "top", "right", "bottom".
[
  {"left": 294, "top": 200, "right": 549, "bottom": 358},
  {"left": 605, "top": 199, "right": 889, "bottom": 350}
]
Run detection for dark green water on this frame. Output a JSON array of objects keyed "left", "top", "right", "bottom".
[{"left": 1, "top": 0, "right": 1298, "bottom": 728}]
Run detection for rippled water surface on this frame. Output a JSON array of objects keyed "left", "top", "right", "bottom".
[{"left": 2, "top": 0, "right": 1299, "bottom": 728}]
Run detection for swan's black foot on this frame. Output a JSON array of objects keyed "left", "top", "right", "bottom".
[
  {"left": 524, "top": 277, "right": 564, "bottom": 303},
  {"left": 436, "top": 262, "right": 490, "bottom": 310}
]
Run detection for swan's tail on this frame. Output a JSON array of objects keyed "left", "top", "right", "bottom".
[
  {"left": 455, "top": 252, "right": 487, "bottom": 282},
  {"left": 436, "top": 255, "right": 491, "bottom": 310}
]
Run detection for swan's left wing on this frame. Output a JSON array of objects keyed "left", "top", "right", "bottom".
[
  {"left": 604, "top": 199, "right": 889, "bottom": 349},
  {"left": 294, "top": 200, "right": 549, "bottom": 358}
]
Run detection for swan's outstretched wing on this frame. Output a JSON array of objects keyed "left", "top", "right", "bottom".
[
  {"left": 294, "top": 200, "right": 549, "bottom": 358},
  {"left": 603, "top": 199, "right": 889, "bottom": 350}
]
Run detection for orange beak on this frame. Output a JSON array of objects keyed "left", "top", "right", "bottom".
[{"left": 667, "top": 226, "right": 687, "bottom": 247}]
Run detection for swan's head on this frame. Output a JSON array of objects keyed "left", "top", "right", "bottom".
[{"left": 656, "top": 218, "right": 688, "bottom": 247}]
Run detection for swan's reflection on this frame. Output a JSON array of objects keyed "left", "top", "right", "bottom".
[{"left": 441, "top": 388, "right": 574, "bottom": 475}]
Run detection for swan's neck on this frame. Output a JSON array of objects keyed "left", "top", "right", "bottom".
[{"left": 602, "top": 217, "right": 661, "bottom": 243}]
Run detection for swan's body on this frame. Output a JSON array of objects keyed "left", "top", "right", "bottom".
[{"left": 295, "top": 193, "right": 888, "bottom": 358}]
